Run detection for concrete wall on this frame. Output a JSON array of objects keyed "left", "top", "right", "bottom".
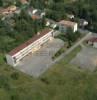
[
  {"left": 59, "top": 24, "right": 67, "bottom": 33},
  {"left": 93, "top": 42, "right": 97, "bottom": 48},
  {"left": 6, "top": 54, "right": 15, "bottom": 66},
  {"left": 73, "top": 23, "right": 78, "bottom": 32},
  {"left": 59, "top": 23, "right": 78, "bottom": 33}
]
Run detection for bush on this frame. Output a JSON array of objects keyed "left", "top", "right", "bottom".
[
  {"left": 11, "top": 72, "right": 19, "bottom": 80},
  {"left": 40, "top": 78, "right": 49, "bottom": 85},
  {"left": 11, "top": 94, "right": 19, "bottom": 100},
  {"left": 0, "top": 75, "right": 10, "bottom": 90},
  {"left": 52, "top": 47, "right": 65, "bottom": 60}
]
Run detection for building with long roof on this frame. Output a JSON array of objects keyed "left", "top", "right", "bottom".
[{"left": 6, "top": 28, "right": 54, "bottom": 66}]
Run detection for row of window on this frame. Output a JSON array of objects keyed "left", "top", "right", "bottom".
[{"left": 13, "top": 33, "right": 52, "bottom": 63}]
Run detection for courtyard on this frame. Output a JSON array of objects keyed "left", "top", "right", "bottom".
[{"left": 16, "top": 38, "right": 64, "bottom": 77}]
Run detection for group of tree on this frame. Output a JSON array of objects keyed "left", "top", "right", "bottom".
[
  {"left": 30, "top": 0, "right": 97, "bottom": 32},
  {"left": 0, "top": 0, "right": 21, "bottom": 7},
  {"left": 0, "top": 9, "right": 45, "bottom": 53},
  {"left": 66, "top": 28, "right": 81, "bottom": 47},
  {"left": 65, "top": 0, "right": 97, "bottom": 32}
]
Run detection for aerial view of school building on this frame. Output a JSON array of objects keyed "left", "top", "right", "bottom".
[
  {"left": 6, "top": 28, "right": 54, "bottom": 66},
  {"left": 6, "top": 19, "right": 78, "bottom": 66}
]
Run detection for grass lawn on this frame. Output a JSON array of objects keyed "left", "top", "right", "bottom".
[{"left": 0, "top": 46, "right": 97, "bottom": 100}]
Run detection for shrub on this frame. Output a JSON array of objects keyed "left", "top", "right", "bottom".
[
  {"left": 11, "top": 94, "right": 19, "bottom": 100},
  {"left": 11, "top": 72, "right": 19, "bottom": 80},
  {"left": 0, "top": 75, "right": 10, "bottom": 90},
  {"left": 40, "top": 78, "right": 49, "bottom": 85}
]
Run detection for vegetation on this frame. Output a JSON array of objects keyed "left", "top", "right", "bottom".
[
  {"left": 1, "top": 46, "right": 97, "bottom": 100},
  {"left": 0, "top": 10, "right": 45, "bottom": 53},
  {"left": 66, "top": 28, "right": 81, "bottom": 47},
  {"left": 1, "top": 0, "right": 97, "bottom": 100},
  {"left": 55, "top": 28, "right": 81, "bottom": 47},
  {"left": 52, "top": 47, "right": 65, "bottom": 60},
  {"left": 30, "top": 0, "right": 97, "bottom": 32},
  {"left": 65, "top": 0, "right": 97, "bottom": 32},
  {"left": 0, "top": 0, "right": 21, "bottom": 7}
]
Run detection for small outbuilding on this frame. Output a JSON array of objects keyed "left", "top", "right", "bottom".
[{"left": 87, "top": 37, "right": 97, "bottom": 48}]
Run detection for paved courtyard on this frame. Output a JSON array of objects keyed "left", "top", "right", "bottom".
[
  {"left": 16, "top": 39, "right": 64, "bottom": 77},
  {"left": 71, "top": 47, "right": 97, "bottom": 71}
]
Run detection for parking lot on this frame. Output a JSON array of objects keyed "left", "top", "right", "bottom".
[
  {"left": 71, "top": 47, "right": 97, "bottom": 71},
  {"left": 16, "top": 38, "right": 64, "bottom": 77}
]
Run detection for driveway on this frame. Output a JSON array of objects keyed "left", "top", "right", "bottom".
[{"left": 16, "top": 39, "right": 64, "bottom": 77}]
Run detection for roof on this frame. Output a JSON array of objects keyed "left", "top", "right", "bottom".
[
  {"left": 88, "top": 37, "right": 97, "bottom": 43},
  {"left": 32, "top": 15, "right": 40, "bottom": 20},
  {"left": 0, "top": 6, "right": 17, "bottom": 15},
  {"left": 20, "top": 0, "right": 28, "bottom": 4},
  {"left": 8, "top": 28, "right": 52, "bottom": 56},
  {"left": 59, "top": 20, "right": 77, "bottom": 27},
  {"left": 46, "top": 18, "right": 56, "bottom": 24}
]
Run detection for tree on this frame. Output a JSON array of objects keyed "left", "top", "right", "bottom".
[
  {"left": 66, "top": 28, "right": 80, "bottom": 47},
  {"left": 65, "top": 28, "right": 74, "bottom": 47},
  {"left": 0, "top": 0, "right": 3, "bottom": 6}
]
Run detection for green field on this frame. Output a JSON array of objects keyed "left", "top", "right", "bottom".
[{"left": 0, "top": 46, "right": 97, "bottom": 100}]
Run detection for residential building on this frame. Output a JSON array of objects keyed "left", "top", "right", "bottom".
[
  {"left": 20, "top": 0, "right": 29, "bottom": 4},
  {"left": 67, "top": 14, "right": 74, "bottom": 19},
  {"left": 58, "top": 20, "right": 78, "bottom": 33},
  {"left": 28, "top": 7, "right": 46, "bottom": 20},
  {"left": 6, "top": 29, "right": 54, "bottom": 66},
  {"left": 0, "top": 5, "right": 20, "bottom": 16},
  {"left": 79, "top": 19, "right": 88, "bottom": 27},
  {"left": 46, "top": 19, "right": 58, "bottom": 29},
  {"left": 87, "top": 37, "right": 97, "bottom": 48}
]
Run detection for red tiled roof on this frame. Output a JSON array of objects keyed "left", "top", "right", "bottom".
[
  {"left": 8, "top": 28, "right": 52, "bottom": 56},
  {"left": 0, "top": 6, "right": 16, "bottom": 14},
  {"left": 59, "top": 20, "right": 77, "bottom": 27},
  {"left": 32, "top": 15, "right": 40, "bottom": 20},
  {"left": 20, "top": 0, "right": 28, "bottom": 4},
  {"left": 88, "top": 37, "right": 97, "bottom": 43}
]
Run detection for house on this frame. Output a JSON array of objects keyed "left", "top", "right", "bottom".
[
  {"left": 6, "top": 28, "right": 54, "bottom": 66},
  {"left": 28, "top": 7, "right": 46, "bottom": 20},
  {"left": 46, "top": 19, "right": 58, "bottom": 29},
  {"left": 0, "top": 6, "right": 16, "bottom": 15},
  {"left": 67, "top": 14, "right": 74, "bottom": 19},
  {"left": 20, "top": 0, "right": 29, "bottom": 4},
  {"left": 87, "top": 37, "right": 97, "bottom": 48},
  {"left": 32, "top": 15, "right": 40, "bottom": 20},
  {"left": 0, "top": 5, "right": 20, "bottom": 16},
  {"left": 79, "top": 19, "right": 88, "bottom": 27},
  {"left": 58, "top": 20, "right": 78, "bottom": 33}
]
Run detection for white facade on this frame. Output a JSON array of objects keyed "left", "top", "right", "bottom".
[
  {"left": 28, "top": 8, "right": 45, "bottom": 19},
  {"left": 73, "top": 23, "right": 78, "bottom": 32},
  {"left": 59, "top": 24, "right": 67, "bottom": 33},
  {"left": 58, "top": 20, "right": 78, "bottom": 33},
  {"left": 67, "top": 14, "right": 74, "bottom": 19},
  {"left": 87, "top": 40, "right": 97, "bottom": 48},
  {"left": 6, "top": 29, "right": 54, "bottom": 67},
  {"left": 93, "top": 42, "right": 97, "bottom": 48}
]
